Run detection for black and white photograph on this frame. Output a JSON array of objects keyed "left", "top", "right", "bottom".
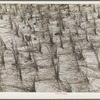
[{"left": 0, "top": 2, "right": 100, "bottom": 97}]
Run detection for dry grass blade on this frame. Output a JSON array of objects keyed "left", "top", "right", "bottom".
[
  {"left": 67, "top": 4, "right": 70, "bottom": 16},
  {"left": 14, "top": 22, "right": 20, "bottom": 37},
  {"left": 98, "top": 7, "right": 100, "bottom": 18},
  {"left": 93, "top": 18, "right": 97, "bottom": 35},
  {"left": 9, "top": 15, "right": 13, "bottom": 29},
  {"left": 31, "top": 53, "right": 39, "bottom": 72},
  {"left": 24, "top": 36, "right": 32, "bottom": 60},
  {"left": 30, "top": 77, "right": 36, "bottom": 92},
  {"left": 0, "top": 70, "right": 2, "bottom": 91},
  {"left": 59, "top": 35, "right": 64, "bottom": 49},
  {"left": 53, "top": 44, "right": 58, "bottom": 59},
  {"left": 55, "top": 57, "right": 60, "bottom": 81},
  {"left": 90, "top": 40, "right": 100, "bottom": 69},
  {"left": 11, "top": 40, "right": 22, "bottom": 81},
  {"left": 58, "top": 6, "right": 63, "bottom": 36},
  {"left": 20, "top": 31, "right": 25, "bottom": 42},
  {"left": 0, "top": 37, "right": 6, "bottom": 67},
  {"left": 45, "top": 45, "right": 55, "bottom": 66},
  {"left": 94, "top": 51, "right": 100, "bottom": 70},
  {"left": 85, "top": 30, "right": 89, "bottom": 42},
  {"left": 48, "top": 31, "right": 54, "bottom": 47},
  {"left": 75, "top": 26, "right": 79, "bottom": 36},
  {"left": 68, "top": 29, "right": 75, "bottom": 53},
  {"left": 85, "top": 12, "right": 88, "bottom": 22},
  {"left": 90, "top": 41, "right": 94, "bottom": 50},
  {"left": 78, "top": 44, "right": 85, "bottom": 60},
  {"left": 93, "top": 4, "right": 96, "bottom": 13},
  {"left": 27, "top": 46, "right": 32, "bottom": 60},
  {"left": 38, "top": 37, "right": 42, "bottom": 54},
  {"left": 1, "top": 47, "right": 5, "bottom": 67},
  {"left": 75, "top": 55, "right": 80, "bottom": 72},
  {"left": 37, "top": 5, "right": 45, "bottom": 39}
]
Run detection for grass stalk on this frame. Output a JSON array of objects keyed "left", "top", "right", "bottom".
[
  {"left": 11, "top": 40, "right": 22, "bottom": 81},
  {"left": 30, "top": 77, "right": 36, "bottom": 92}
]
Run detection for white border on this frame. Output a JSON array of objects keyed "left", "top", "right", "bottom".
[
  {"left": 0, "top": 1, "right": 99, "bottom": 4},
  {"left": 0, "top": 1, "right": 100, "bottom": 99},
  {"left": 0, "top": 93, "right": 100, "bottom": 99}
]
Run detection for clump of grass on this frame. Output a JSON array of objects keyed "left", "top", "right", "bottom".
[
  {"left": 11, "top": 40, "right": 22, "bottom": 81},
  {"left": 25, "top": 35, "right": 32, "bottom": 42},
  {"left": 45, "top": 45, "right": 61, "bottom": 91},
  {"left": 24, "top": 35, "right": 32, "bottom": 60},
  {"left": 68, "top": 29, "right": 75, "bottom": 53},
  {"left": 46, "top": 14, "right": 54, "bottom": 47},
  {"left": 28, "top": 36, "right": 38, "bottom": 71},
  {"left": 90, "top": 41, "right": 100, "bottom": 69},
  {"left": 27, "top": 21, "right": 32, "bottom": 30},
  {"left": 20, "top": 12, "right": 25, "bottom": 23},
  {"left": 27, "top": 7, "right": 33, "bottom": 20},
  {"left": 13, "top": 22, "right": 20, "bottom": 37},
  {"left": 24, "top": 43, "right": 32, "bottom": 60},
  {"left": 55, "top": 57, "right": 72, "bottom": 92},
  {"left": 76, "top": 48, "right": 84, "bottom": 61},
  {"left": 64, "top": 80, "right": 72, "bottom": 92},
  {"left": 58, "top": 6, "right": 63, "bottom": 36},
  {"left": 46, "top": 5, "right": 55, "bottom": 47},
  {"left": 80, "top": 67, "right": 90, "bottom": 91},
  {"left": 78, "top": 44, "right": 85, "bottom": 61},
  {"left": 37, "top": 5, "right": 45, "bottom": 39},
  {"left": 57, "top": 7, "right": 64, "bottom": 48},
  {"left": 45, "top": 45, "right": 55, "bottom": 66},
  {"left": 74, "top": 46, "right": 81, "bottom": 72}
]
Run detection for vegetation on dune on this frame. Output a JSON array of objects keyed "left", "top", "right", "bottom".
[{"left": 0, "top": 4, "right": 99, "bottom": 92}]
